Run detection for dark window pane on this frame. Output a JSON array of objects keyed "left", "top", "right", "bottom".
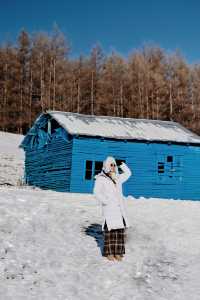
[
  {"left": 94, "top": 161, "right": 103, "bottom": 176},
  {"left": 94, "top": 170, "right": 99, "bottom": 175},
  {"left": 86, "top": 160, "right": 92, "bottom": 170},
  {"left": 85, "top": 160, "right": 93, "bottom": 180},
  {"left": 85, "top": 170, "right": 92, "bottom": 180},
  {"left": 167, "top": 156, "right": 173, "bottom": 162},
  {"left": 158, "top": 162, "right": 165, "bottom": 173},
  {"left": 95, "top": 161, "right": 103, "bottom": 170}
]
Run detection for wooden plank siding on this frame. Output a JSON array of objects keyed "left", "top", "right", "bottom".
[
  {"left": 70, "top": 136, "right": 200, "bottom": 200},
  {"left": 25, "top": 137, "right": 73, "bottom": 192}
]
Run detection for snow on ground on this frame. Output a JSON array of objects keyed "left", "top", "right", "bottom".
[
  {"left": 0, "top": 131, "right": 25, "bottom": 186},
  {"left": 0, "top": 187, "right": 200, "bottom": 300},
  {"left": 0, "top": 130, "right": 200, "bottom": 300}
]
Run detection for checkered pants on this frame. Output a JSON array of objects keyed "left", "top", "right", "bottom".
[{"left": 103, "top": 217, "right": 126, "bottom": 256}]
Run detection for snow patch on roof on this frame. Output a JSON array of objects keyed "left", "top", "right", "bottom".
[{"left": 45, "top": 110, "right": 200, "bottom": 144}]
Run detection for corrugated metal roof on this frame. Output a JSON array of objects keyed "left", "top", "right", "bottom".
[{"left": 45, "top": 110, "right": 200, "bottom": 144}]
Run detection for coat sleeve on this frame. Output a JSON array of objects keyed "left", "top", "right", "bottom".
[
  {"left": 93, "top": 178, "right": 110, "bottom": 206},
  {"left": 118, "top": 162, "right": 132, "bottom": 184}
]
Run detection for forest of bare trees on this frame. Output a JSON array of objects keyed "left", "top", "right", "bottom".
[{"left": 1, "top": 26, "right": 200, "bottom": 136}]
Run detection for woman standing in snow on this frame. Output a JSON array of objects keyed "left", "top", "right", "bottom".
[{"left": 93, "top": 156, "right": 132, "bottom": 261}]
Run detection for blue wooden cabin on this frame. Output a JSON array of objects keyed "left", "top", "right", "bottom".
[{"left": 19, "top": 110, "right": 200, "bottom": 200}]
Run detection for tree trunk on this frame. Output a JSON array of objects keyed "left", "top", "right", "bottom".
[
  {"left": 91, "top": 70, "right": 94, "bottom": 114},
  {"left": 3, "top": 63, "right": 8, "bottom": 131},
  {"left": 77, "top": 80, "right": 80, "bottom": 113},
  {"left": 169, "top": 81, "right": 173, "bottom": 120},
  {"left": 53, "top": 57, "right": 56, "bottom": 110},
  {"left": 120, "top": 82, "right": 123, "bottom": 117},
  {"left": 40, "top": 54, "right": 44, "bottom": 111},
  {"left": 29, "top": 68, "right": 33, "bottom": 128}
]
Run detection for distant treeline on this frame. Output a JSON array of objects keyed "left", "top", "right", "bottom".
[{"left": 0, "top": 25, "right": 200, "bottom": 135}]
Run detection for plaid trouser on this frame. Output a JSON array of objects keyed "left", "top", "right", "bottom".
[{"left": 103, "top": 217, "right": 126, "bottom": 256}]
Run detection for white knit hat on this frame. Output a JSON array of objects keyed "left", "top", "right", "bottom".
[{"left": 102, "top": 156, "right": 119, "bottom": 176}]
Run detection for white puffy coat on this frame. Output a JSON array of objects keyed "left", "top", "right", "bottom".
[{"left": 93, "top": 161, "right": 132, "bottom": 231}]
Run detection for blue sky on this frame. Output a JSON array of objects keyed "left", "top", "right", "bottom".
[{"left": 0, "top": 0, "right": 200, "bottom": 63}]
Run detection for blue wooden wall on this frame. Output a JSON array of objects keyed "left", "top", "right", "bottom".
[
  {"left": 70, "top": 135, "right": 200, "bottom": 200},
  {"left": 25, "top": 137, "right": 73, "bottom": 192}
]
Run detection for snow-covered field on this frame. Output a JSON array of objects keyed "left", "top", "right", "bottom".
[
  {"left": 0, "top": 131, "right": 24, "bottom": 186},
  {"left": 0, "top": 131, "right": 200, "bottom": 300}
]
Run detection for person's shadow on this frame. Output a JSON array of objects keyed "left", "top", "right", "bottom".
[{"left": 82, "top": 223, "right": 104, "bottom": 256}]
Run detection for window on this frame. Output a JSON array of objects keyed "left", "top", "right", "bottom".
[
  {"left": 158, "top": 162, "right": 165, "bottom": 173},
  {"left": 85, "top": 160, "right": 93, "bottom": 180},
  {"left": 156, "top": 153, "right": 183, "bottom": 185},
  {"left": 166, "top": 155, "right": 173, "bottom": 177},
  {"left": 84, "top": 158, "right": 127, "bottom": 181},
  {"left": 94, "top": 161, "right": 103, "bottom": 176},
  {"left": 167, "top": 155, "right": 173, "bottom": 163}
]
